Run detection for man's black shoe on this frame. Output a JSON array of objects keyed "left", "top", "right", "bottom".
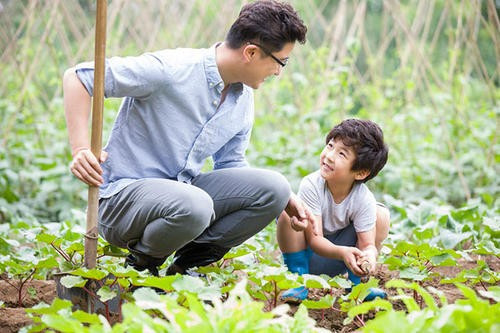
[
  {"left": 125, "top": 240, "right": 167, "bottom": 277},
  {"left": 125, "top": 253, "right": 161, "bottom": 276},
  {"left": 165, "top": 242, "right": 230, "bottom": 276}
]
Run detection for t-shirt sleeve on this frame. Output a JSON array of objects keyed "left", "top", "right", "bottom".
[
  {"left": 298, "top": 175, "right": 321, "bottom": 215},
  {"left": 75, "top": 51, "right": 169, "bottom": 99},
  {"left": 351, "top": 187, "right": 377, "bottom": 232}
]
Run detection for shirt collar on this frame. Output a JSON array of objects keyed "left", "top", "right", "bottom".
[
  {"left": 204, "top": 43, "right": 244, "bottom": 94},
  {"left": 204, "top": 43, "right": 224, "bottom": 88}
]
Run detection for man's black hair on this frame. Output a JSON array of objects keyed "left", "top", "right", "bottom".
[{"left": 226, "top": 0, "right": 307, "bottom": 52}]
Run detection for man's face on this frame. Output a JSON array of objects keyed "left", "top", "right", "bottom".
[{"left": 244, "top": 42, "right": 295, "bottom": 89}]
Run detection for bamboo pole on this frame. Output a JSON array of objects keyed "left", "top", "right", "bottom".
[{"left": 85, "top": 0, "right": 107, "bottom": 269}]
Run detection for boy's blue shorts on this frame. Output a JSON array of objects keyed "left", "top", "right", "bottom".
[{"left": 308, "top": 223, "right": 357, "bottom": 276}]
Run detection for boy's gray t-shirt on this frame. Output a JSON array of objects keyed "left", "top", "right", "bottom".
[{"left": 298, "top": 170, "right": 376, "bottom": 235}]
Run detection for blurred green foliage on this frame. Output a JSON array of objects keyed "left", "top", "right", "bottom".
[{"left": 0, "top": 0, "right": 498, "bottom": 224}]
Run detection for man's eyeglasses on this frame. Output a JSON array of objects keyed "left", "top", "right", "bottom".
[{"left": 250, "top": 42, "right": 288, "bottom": 67}]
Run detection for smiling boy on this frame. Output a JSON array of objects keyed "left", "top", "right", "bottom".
[{"left": 277, "top": 119, "right": 390, "bottom": 302}]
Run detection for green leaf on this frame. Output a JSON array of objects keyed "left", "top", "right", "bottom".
[
  {"left": 40, "top": 313, "right": 83, "bottom": 332},
  {"left": 72, "top": 310, "right": 102, "bottom": 325},
  {"left": 223, "top": 247, "right": 251, "bottom": 259},
  {"left": 131, "top": 275, "right": 176, "bottom": 292},
  {"left": 97, "top": 285, "right": 117, "bottom": 302},
  {"left": 26, "top": 298, "right": 73, "bottom": 315},
  {"left": 302, "top": 294, "right": 335, "bottom": 309},
  {"left": 303, "top": 274, "right": 330, "bottom": 289},
  {"left": 347, "top": 298, "right": 392, "bottom": 318},
  {"left": 35, "top": 257, "right": 58, "bottom": 269},
  {"left": 399, "top": 267, "right": 428, "bottom": 281},
  {"left": 328, "top": 275, "right": 351, "bottom": 289},
  {"left": 70, "top": 268, "right": 107, "bottom": 280},
  {"left": 478, "top": 286, "right": 500, "bottom": 302},
  {"left": 430, "top": 253, "right": 456, "bottom": 266},
  {"left": 59, "top": 275, "right": 86, "bottom": 288},
  {"left": 132, "top": 287, "right": 161, "bottom": 304},
  {"left": 36, "top": 233, "right": 57, "bottom": 244}
]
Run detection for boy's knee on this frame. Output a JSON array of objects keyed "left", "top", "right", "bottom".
[{"left": 375, "top": 205, "right": 390, "bottom": 249}]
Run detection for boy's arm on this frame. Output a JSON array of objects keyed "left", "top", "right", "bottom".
[
  {"left": 305, "top": 216, "right": 365, "bottom": 276},
  {"left": 356, "top": 229, "right": 378, "bottom": 274}
]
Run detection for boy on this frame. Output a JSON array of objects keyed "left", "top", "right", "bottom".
[
  {"left": 277, "top": 119, "right": 390, "bottom": 302},
  {"left": 64, "top": 0, "right": 310, "bottom": 276}
]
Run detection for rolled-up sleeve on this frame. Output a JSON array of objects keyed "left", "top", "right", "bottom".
[{"left": 75, "top": 52, "right": 169, "bottom": 99}]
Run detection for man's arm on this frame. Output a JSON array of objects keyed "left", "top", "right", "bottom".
[{"left": 63, "top": 68, "right": 106, "bottom": 186}]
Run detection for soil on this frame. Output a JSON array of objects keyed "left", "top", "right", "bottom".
[
  {"left": 0, "top": 279, "right": 56, "bottom": 333},
  {"left": 0, "top": 255, "right": 497, "bottom": 333},
  {"left": 292, "top": 254, "right": 500, "bottom": 332}
]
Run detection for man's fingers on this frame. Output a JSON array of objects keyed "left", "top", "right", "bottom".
[
  {"left": 290, "top": 216, "right": 307, "bottom": 231},
  {"left": 100, "top": 150, "right": 108, "bottom": 163},
  {"left": 82, "top": 150, "right": 103, "bottom": 174},
  {"left": 79, "top": 157, "right": 103, "bottom": 185},
  {"left": 70, "top": 150, "right": 104, "bottom": 186}
]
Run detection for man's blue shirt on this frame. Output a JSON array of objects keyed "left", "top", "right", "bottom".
[{"left": 75, "top": 45, "right": 254, "bottom": 198}]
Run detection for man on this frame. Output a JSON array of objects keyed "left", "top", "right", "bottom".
[{"left": 63, "top": 0, "right": 309, "bottom": 276}]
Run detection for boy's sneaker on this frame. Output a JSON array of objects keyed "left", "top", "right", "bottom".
[
  {"left": 345, "top": 286, "right": 387, "bottom": 301},
  {"left": 364, "top": 287, "right": 386, "bottom": 301},
  {"left": 280, "top": 286, "right": 308, "bottom": 304}
]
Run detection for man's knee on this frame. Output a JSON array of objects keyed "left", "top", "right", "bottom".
[
  {"left": 257, "top": 169, "right": 291, "bottom": 213},
  {"left": 172, "top": 188, "right": 214, "bottom": 238}
]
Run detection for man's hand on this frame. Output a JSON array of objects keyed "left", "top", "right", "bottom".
[
  {"left": 285, "top": 193, "right": 317, "bottom": 235},
  {"left": 339, "top": 246, "right": 365, "bottom": 276},
  {"left": 70, "top": 149, "right": 108, "bottom": 186}
]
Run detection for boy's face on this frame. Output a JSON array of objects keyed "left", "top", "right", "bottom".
[
  {"left": 319, "top": 139, "right": 368, "bottom": 184},
  {"left": 242, "top": 42, "right": 294, "bottom": 89}
]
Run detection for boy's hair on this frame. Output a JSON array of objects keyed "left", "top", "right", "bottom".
[
  {"left": 326, "top": 119, "right": 388, "bottom": 183},
  {"left": 226, "top": 0, "right": 307, "bottom": 52}
]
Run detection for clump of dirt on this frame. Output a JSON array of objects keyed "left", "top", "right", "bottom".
[
  {"left": 0, "top": 308, "right": 33, "bottom": 333},
  {"left": 0, "top": 279, "right": 56, "bottom": 307},
  {"left": 0, "top": 279, "right": 56, "bottom": 332}
]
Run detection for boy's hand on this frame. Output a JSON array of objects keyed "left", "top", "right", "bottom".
[
  {"left": 70, "top": 149, "right": 108, "bottom": 186},
  {"left": 357, "top": 248, "right": 377, "bottom": 275},
  {"left": 339, "top": 246, "right": 365, "bottom": 276},
  {"left": 285, "top": 193, "right": 318, "bottom": 235}
]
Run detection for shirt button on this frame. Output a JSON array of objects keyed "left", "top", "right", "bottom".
[
  {"left": 209, "top": 83, "right": 214, "bottom": 87},
  {"left": 213, "top": 100, "right": 218, "bottom": 106}
]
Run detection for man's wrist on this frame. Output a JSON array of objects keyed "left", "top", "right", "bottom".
[{"left": 72, "top": 146, "right": 90, "bottom": 157}]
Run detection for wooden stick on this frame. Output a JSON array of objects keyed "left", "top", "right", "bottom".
[{"left": 85, "top": 0, "right": 107, "bottom": 269}]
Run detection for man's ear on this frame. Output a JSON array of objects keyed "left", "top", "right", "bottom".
[
  {"left": 242, "top": 44, "right": 258, "bottom": 63},
  {"left": 354, "top": 169, "right": 370, "bottom": 181}
]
